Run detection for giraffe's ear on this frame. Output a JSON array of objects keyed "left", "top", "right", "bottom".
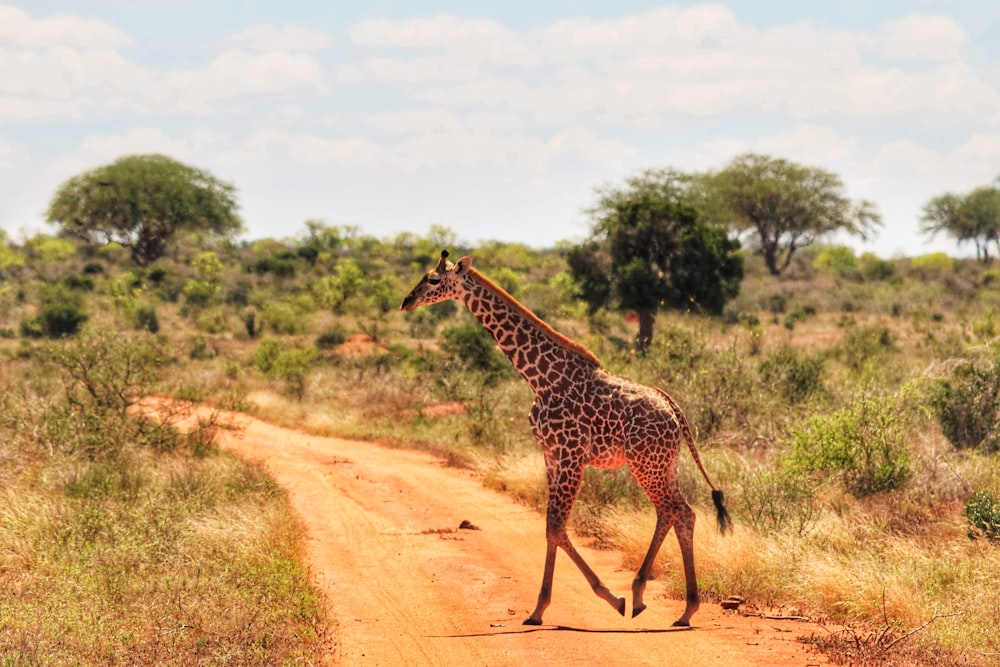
[{"left": 455, "top": 256, "right": 473, "bottom": 274}]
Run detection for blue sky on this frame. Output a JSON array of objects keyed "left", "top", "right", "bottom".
[{"left": 2, "top": 2, "right": 999, "bottom": 257}]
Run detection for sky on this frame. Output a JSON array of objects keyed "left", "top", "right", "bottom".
[{"left": 1, "top": 1, "right": 999, "bottom": 258}]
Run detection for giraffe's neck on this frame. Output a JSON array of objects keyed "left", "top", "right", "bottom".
[{"left": 460, "top": 268, "right": 601, "bottom": 394}]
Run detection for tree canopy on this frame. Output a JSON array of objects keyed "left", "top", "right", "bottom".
[
  {"left": 46, "top": 154, "right": 243, "bottom": 266},
  {"left": 702, "top": 153, "right": 881, "bottom": 275},
  {"left": 568, "top": 168, "right": 743, "bottom": 351},
  {"left": 921, "top": 182, "right": 1000, "bottom": 264}
]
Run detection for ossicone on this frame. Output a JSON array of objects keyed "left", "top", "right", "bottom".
[{"left": 435, "top": 249, "right": 450, "bottom": 272}]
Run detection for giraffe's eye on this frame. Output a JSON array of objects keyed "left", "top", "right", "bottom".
[{"left": 427, "top": 274, "right": 442, "bottom": 285}]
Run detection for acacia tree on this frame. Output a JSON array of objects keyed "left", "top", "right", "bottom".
[
  {"left": 568, "top": 168, "right": 743, "bottom": 352},
  {"left": 703, "top": 153, "right": 881, "bottom": 275},
  {"left": 921, "top": 183, "right": 1000, "bottom": 263},
  {"left": 47, "top": 154, "right": 243, "bottom": 266}
]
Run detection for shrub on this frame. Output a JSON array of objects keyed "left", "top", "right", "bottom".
[
  {"left": 928, "top": 355, "right": 1000, "bottom": 452},
  {"left": 182, "top": 279, "right": 218, "bottom": 311},
  {"left": 261, "top": 301, "right": 306, "bottom": 335},
  {"left": 23, "top": 300, "right": 89, "bottom": 338},
  {"left": 441, "top": 323, "right": 509, "bottom": 376},
  {"left": 909, "top": 252, "right": 954, "bottom": 279},
  {"left": 189, "top": 335, "right": 215, "bottom": 360},
  {"left": 255, "top": 338, "right": 282, "bottom": 375},
  {"left": 759, "top": 347, "right": 824, "bottom": 403},
  {"left": 813, "top": 245, "right": 859, "bottom": 277},
  {"left": 965, "top": 490, "right": 1000, "bottom": 542},
  {"left": 134, "top": 305, "right": 160, "bottom": 333},
  {"left": 195, "top": 307, "right": 228, "bottom": 334},
  {"left": 63, "top": 274, "right": 95, "bottom": 291},
  {"left": 840, "top": 324, "right": 893, "bottom": 371},
  {"left": 786, "top": 392, "right": 912, "bottom": 497},
  {"left": 860, "top": 252, "right": 895, "bottom": 281},
  {"left": 41, "top": 327, "right": 181, "bottom": 458},
  {"left": 316, "top": 325, "right": 348, "bottom": 350},
  {"left": 738, "top": 467, "right": 817, "bottom": 536},
  {"left": 242, "top": 308, "right": 262, "bottom": 339}
]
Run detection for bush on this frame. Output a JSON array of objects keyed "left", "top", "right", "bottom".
[
  {"left": 22, "top": 300, "right": 89, "bottom": 338},
  {"left": 786, "top": 392, "right": 912, "bottom": 497},
  {"left": 759, "top": 347, "right": 824, "bottom": 403},
  {"left": 190, "top": 335, "right": 215, "bottom": 360},
  {"left": 813, "top": 245, "right": 858, "bottom": 277},
  {"left": 441, "top": 323, "right": 509, "bottom": 376},
  {"left": 965, "top": 490, "right": 1000, "bottom": 542},
  {"left": 840, "top": 324, "right": 893, "bottom": 371},
  {"left": 316, "top": 326, "right": 348, "bottom": 350},
  {"left": 928, "top": 355, "right": 1000, "bottom": 452},
  {"left": 738, "top": 468, "right": 817, "bottom": 536},
  {"left": 255, "top": 338, "right": 316, "bottom": 399},
  {"left": 182, "top": 279, "right": 218, "bottom": 311},
  {"left": 63, "top": 274, "right": 95, "bottom": 291},
  {"left": 134, "top": 305, "right": 160, "bottom": 333},
  {"left": 261, "top": 301, "right": 306, "bottom": 335},
  {"left": 860, "top": 252, "right": 895, "bottom": 281},
  {"left": 40, "top": 327, "right": 180, "bottom": 458},
  {"left": 255, "top": 338, "right": 282, "bottom": 375},
  {"left": 909, "top": 252, "right": 954, "bottom": 279}
]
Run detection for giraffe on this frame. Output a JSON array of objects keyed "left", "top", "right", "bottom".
[{"left": 401, "top": 250, "right": 732, "bottom": 627}]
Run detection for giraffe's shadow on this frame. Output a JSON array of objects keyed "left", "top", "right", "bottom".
[{"left": 434, "top": 624, "right": 695, "bottom": 638}]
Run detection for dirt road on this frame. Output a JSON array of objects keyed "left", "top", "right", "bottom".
[{"left": 210, "top": 410, "right": 829, "bottom": 666}]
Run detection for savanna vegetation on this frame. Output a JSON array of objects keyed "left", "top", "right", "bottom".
[{"left": 2, "top": 154, "right": 1000, "bottom": 665}]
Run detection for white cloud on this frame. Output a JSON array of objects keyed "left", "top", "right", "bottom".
[
  {"left": 160, "top": 50, "right": 329, "bottom": 112},
  {"left": 0, "top": 4, "right": 131, "bottom": 49},
  {"left": 756, "top": 124, "right": 860, "bottom": 166},
  {"left": 366, "top": 108, "right": 463, "bottom": 134},
  {"left": 881, "top": 15, "right": 965, "bottom": 61},
  {"left": 0, "top": 137, "right": 17, "bottom": 169},
  {"left": 0, "top": 7, "right": 329, "bottom": 120},
  {"left": 341, "top": 7, "right": 998, "bottom": 128},
  {"left": 223, "top": 24, "right": 331, "bottom": 52},
  {"left": 873, "top": 139, "right": 939, "bottom": 175},
  {"left": 350, "top": 14, "right": 520, "bottom": 53},
  {"left": 76, "top": 127, "right": 197, "bottom": 161}
]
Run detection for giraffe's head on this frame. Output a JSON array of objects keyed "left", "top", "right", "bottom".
[{"left": 400, "top": 249, "right": 473, "bottom": 311}]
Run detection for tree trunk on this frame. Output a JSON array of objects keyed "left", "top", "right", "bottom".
[{"left": 636, "top": 310, "right": 655, "bottom": 355}]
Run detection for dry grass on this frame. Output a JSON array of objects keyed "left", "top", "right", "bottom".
[
  {"left": 146, "top": 266, "right": 1000, "bottom": 666},
  {"left": 0, "top": 351, "right": 327, "bottom": 666}
]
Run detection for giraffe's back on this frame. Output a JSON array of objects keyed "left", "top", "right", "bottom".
[{"left": 531, "top": 368, "right": 687, "bottom": 470}]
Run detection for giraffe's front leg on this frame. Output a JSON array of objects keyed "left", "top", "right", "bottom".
[
  {"left": 524, "top": 543, "right": 556, "bottom": 625},
  {"left": 525, "top": 462, "right": 625, "bottom": 624}
]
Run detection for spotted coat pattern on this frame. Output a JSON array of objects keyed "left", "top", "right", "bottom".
[{"left": 401, "top": 251, "right": 732, "bottom": 626}]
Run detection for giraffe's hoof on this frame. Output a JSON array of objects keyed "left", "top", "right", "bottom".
[
  {"left": 632, "top": 603, "right": 647, "bottom": 618},
  {"left": 523, "top": 617, "right": 543, "bottom": 626},
  {"left": 672, "top": 618, "right": 691, "bottom": 627},
  {"left": 615, "top": 597, "right": 626, "bottom": 617}
]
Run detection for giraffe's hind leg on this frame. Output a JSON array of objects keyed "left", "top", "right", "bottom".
[
  {"left": 670, "top": 500, "right": 699, "bottom": 626},
  {"left": 630, "top": 505, "right": 673, "bottom": 619},
  {"left": 629, "top": 454, "right": 700, "bottom": 625}
]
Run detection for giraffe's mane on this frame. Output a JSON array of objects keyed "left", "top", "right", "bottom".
[{"left": 468, "top": 266, "right": 603, "bottom": 368}]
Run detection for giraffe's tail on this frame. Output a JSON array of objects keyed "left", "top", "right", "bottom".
[
  {"left": 653, "top": 387, "right": 733, "bottom": 535},
  {"left": 710, "top": 489, "right": 733, "bottom": 535}
]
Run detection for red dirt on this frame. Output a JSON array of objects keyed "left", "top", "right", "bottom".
[{"left": 189, "top": 406, "right": 833, "bottom": 666}]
